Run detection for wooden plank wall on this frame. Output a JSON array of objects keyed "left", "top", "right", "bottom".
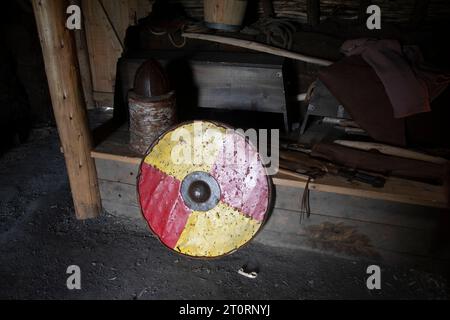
[{"left": 81, "top": 0, "right": 151, "bottom": 106}]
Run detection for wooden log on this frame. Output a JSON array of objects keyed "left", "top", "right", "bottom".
[
  {"left": 32, "top": 0, "right": 102, "bottom": 219},
  {"left": 182, "top": 32, "right": 333, "bottom": 66},
  {"left": 70, "top": 0, "right": 95, "bottom": 109}
]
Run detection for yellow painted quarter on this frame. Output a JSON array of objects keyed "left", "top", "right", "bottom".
[
  {"left": 174, "top": 202, "right": 262, "bottom": 257},
  {"left": 144, "top": 122, "right": 226, "bottom": 181}
]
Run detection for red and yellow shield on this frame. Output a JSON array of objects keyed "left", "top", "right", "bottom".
[{"left": 138, "top": 121, "right": 272, "bottom": 258}]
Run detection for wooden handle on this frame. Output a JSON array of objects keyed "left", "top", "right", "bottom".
[{"left": 334, "top": 140, "right": 448, "bottom": 165}]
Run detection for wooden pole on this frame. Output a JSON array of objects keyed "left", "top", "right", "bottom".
[
  {"left": 70, "top": 0, "right": 95, "bottom": 109},
  {"left": 32, "top": 0, "right": 102, "bottom": 219},
  {"left": 333, "top": 140, "right": 448, "bottom": 165},
  {"left": 182, "top": 32, "right": 333, "bottom": 66}
]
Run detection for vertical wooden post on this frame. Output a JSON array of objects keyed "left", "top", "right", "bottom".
[
  {"left": 32, "top": 0, "right": 102, "bottom": 219},
  {"left": 307, "top": 0, "right": 320, "bottom": 27}
]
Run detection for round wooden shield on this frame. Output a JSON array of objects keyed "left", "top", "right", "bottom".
[{"left": 138, "top": 121, "right": 272, "bottom": 258}]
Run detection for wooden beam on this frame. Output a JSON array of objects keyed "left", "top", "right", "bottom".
[
  {"left": 70, "top": 0, "right": 95, "bottom": 109},
  {"left": 32, "top": 0, "right": 102, "bottom": 219}
]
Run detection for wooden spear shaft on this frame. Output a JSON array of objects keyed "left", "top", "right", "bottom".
[{"left": 182, "top": 32, "right": 334, "bottom": 66}]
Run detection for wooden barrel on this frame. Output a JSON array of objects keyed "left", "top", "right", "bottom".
[{"left": 204, "top": 0, "right": 248, "bottom": 31}]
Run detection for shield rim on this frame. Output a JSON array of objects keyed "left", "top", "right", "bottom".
[{"left": 136, "top": 120, "right": 274, "bottom": 260}]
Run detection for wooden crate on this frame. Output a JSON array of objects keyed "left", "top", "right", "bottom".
[{"left": 118, "top": 52, "right": 289, "bottom": 130}]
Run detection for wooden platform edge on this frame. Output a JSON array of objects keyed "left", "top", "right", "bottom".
[
  {"left": 274, "top": 175, "right": 449, "bottom": 209},
  {"left": 92, "top": 150, "right": 449, "bottom": 209},
  {"left": 92, "top": 151, "right": 142, "bottom": 165}
]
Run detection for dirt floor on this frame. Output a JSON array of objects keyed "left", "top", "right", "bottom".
[{"left": 0, "top": 128, "right": 449, "bottom": 300}]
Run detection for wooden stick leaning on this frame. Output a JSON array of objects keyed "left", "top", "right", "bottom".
[
  {"left": 334, "top": 140, "right": 448, "bottom": 165},
  {"left": 182, "top": 32, "right": 334, "bottom": 66}
]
